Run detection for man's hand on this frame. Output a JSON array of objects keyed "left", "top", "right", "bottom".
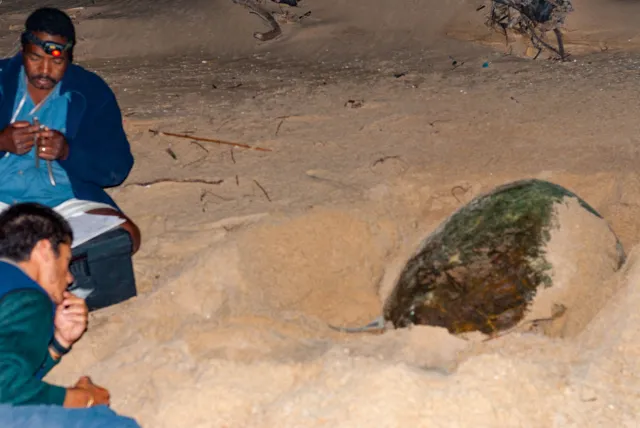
[
  {"left": 53, "top": 291, "right": 88, "bottom": 349},
  {"left": 75, "top": 376, "right": 111, "bottom": 407},
  {"left": 0, "top": 121, "right": 41, "bottom": 154},
  {"left": 64, "top": 376, "right": 111, "bottom": 408},
  {"left": 36, "top": 127, "right": 69, "bottom": 160}
]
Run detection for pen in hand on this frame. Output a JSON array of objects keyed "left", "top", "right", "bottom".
[
  {"left": 33, "top": 117, "right": 57, "bottom": 186},
  {"left": 33, "top": 117, "right": 40, "bottom": 169}
]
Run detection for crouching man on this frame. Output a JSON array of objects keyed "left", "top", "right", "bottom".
[{"left": 0, "top": 202, "right": 108, "bottom": 407}]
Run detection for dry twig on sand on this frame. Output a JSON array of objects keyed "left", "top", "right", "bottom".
[
  {"left": 274, "top": 115, "right": 290, "bottom": 136},
  {"left": 125, "top": 178, "right": 224, "bottom": 188},
  {"left": 253, "top": 179, "right": 272, "bottom": 202},
  {"left": 190, "top": 141, "right": 209, "bottom": 153},
  {"left": 165, "top": 148, "right": 178, "bottom": 160},
  {"left": 451, "top": 185, "right": 472, "bottom": 204},
  {"left": 372, "top": 155, "right": 401, "bottom": 167},
  {"left": 149, "top": 129, "right": 272, "bottom": 152}
]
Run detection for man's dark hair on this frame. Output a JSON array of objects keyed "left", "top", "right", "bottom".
[
  {"left": 0, "top": 203, "right": 73, "bottom": 262},
  {"left": 22, "top": 7, "right": 76, "bottom": 62}
]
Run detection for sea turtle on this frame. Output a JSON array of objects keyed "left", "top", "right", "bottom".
[{"left": 330, "top": 178, "right": 625, "bottom": 337}]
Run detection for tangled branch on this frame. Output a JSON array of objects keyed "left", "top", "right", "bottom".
[{"left": 485, "top": 0, "right": 573, "bottom": 60}]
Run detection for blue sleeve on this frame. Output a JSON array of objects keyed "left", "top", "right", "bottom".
[
  {"left": 0, "top": 404, "right": 142, "bottom": 428},
  {"left": 58, "top": 92, "right": 134, "bottom": 188}
]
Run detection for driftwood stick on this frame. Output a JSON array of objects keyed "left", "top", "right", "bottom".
[
  {"left": 232, "top": 0, "right": 282, "bottom": 41},
  {"left": 125, "top": 178, "right": 224, "bottom": 187},
  {"left": 275, "top": 115, "right": 289, "bottom": 136},
  {"left": 190, "top": 140, "right": 209, "bottom": 153},
  {"left": 553, "top": 28, "right": 567, "bottom": 61},
  {"left": 201, "top": 190, "right": 234, "bottom": 202},
  {"left": 149, "top": 129, "right": 272, "bottom": 152},
  {"left": 165, "top": 148, "right": 178, "bottom": 160},
  {"left": 526, "top": 26, "right": 564, "bottom": 59},
  {"left": 253, "top": 179, "right": 272, "bottom": 202}
]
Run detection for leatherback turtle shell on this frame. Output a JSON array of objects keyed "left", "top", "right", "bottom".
[{"left": 382, "top": 179, "right": 625, "bottom": 335}]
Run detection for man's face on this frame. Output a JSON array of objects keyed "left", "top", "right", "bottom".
[
  {"left": 39, "top": 240, "right": 74, "bottom": 304},
  {"left": 22, "top": 32, "right": 69, "bottom": 91}
]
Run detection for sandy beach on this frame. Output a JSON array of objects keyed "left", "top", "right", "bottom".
[{"left": 2, "top": 0, "right": 640, "bottom": 426}]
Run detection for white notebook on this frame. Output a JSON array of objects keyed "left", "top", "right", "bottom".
[{"left": 65, "top": 213, "right": 126, "bottom": 248}]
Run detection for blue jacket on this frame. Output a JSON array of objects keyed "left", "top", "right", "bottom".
[
  {"left": 0, "top": 260, "right": 52, "bottom": 313},
  {"left": 0, "top": 53, "right": 133, "bottom": 209}
]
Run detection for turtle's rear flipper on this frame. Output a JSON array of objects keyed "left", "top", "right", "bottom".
[{"left": 328, "top": 315, "right": 386, "bottom": 333}]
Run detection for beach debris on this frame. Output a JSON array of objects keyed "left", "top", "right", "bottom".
[
  {"left": 200, "top": 189, "right": 234, "bottom": 212},
  {"left": 232, "top": 0, "right": 307, "bottom": 41},
  {"left": 274, "top": 115, "right": 290, "bottom": 136},
  {"left": 273, "top": 0, "right": 297, "bottom": 6},
  {"left": 484, "top": 0, "right": 573, "bottom": 60},
  {"left": 149, "top": 129, "right": 272, "bottom": 152},
  {"left": 190, "top": 141, "right": 209, "bottom": 154},
  {"left": 449, "top": 56, "right": 465, "bottom": 70},
  {"left": 344, "top": 99, "right": 364, "bottom": 109},
  {"left": 253, "top": 179, "right": 272, "bottom": 202},
  {"left": 329, "top": 315, "right": 386, "bottom": 333},
  {"left": 297, "top": 10, "right": 312, "bottom": 21},
  {"left": 372, "top": 155, "right": 401, "bottom": 167},
  {"left": 330, "top": 179, "right": 626, "bottom": 337},
  {"left": 125, "top": 178, "right": 224, "bottom": 188},
  {"left": 165, "top": 147, "right": 178, "bottom": 160},
  {"left": 232, "top": 0, "right": 282, "bottom": 41}
]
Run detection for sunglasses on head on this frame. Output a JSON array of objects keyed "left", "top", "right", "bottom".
[{"left": 21, "top": 32, "right": 73, "bottom": 58}]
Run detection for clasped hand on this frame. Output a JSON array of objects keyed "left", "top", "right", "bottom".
[
  {"left": 0, "top": 121, "right": 68, "bottom": 160},
  {"left": 53, "top": 291, "right": 89, "bottom": 350}
]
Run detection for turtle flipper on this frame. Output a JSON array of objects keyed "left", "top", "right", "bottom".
[{"left": 328, "top": 315, "right": 386, "bottom": 333}]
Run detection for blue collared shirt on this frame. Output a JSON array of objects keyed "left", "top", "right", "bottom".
[{"left": 0, "top": 66, "right": 75, "bottom": 207}]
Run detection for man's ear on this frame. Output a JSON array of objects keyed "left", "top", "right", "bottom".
[{"left": 31, "top": 239, "right": 54, "bottom": 264}]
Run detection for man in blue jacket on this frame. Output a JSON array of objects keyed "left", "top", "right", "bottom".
[{"left": 0, "top": 7, "right": 140, "bottom": 253}]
